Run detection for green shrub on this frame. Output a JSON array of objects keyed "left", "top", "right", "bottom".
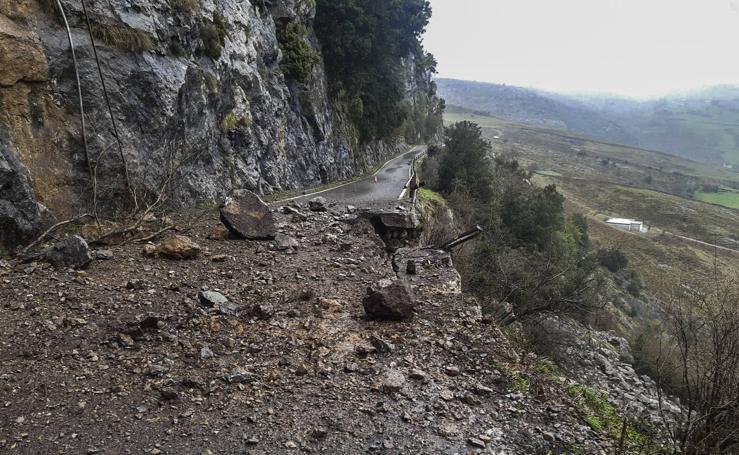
[
  {"left": 201, "top": 12, "right": 229, "bottom": 60},
  {"left": 597, "top": 247, "right": 628, "bottom": 273},
  {"left": 277, "top": 21, "right": 319, "bottom": 83},
  {"left": 221, "top": 111, "right": 251, "bottom": 132},
  {"left": 422, "top": 121, "right": 600, "bottom": 322},
  {"left": 170, "top": 40, "right": 187, "bottom": 58}
]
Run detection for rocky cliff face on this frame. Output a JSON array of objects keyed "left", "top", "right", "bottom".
[{"left": 0, "top": 0, "right": 440, "bottom": 251}]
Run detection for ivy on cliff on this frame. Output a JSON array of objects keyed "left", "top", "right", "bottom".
[
  {"left": 314, "top": 0, "right": 433, "bottom": 143},
  {"left": 277, "top": 21, "right": 320, "bottom": 83}
]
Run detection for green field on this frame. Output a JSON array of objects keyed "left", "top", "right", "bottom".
[
  {"left": 544, "top": 178, "right": 739, "bottom": 244},
  {"left": 444, "top": 110, "right": 507, "bottom": 129},
  {"left": 535, "top": 170, "right": 563, "bottom": 177},
  {"left": 694, "top": 190, "right": 739, "bottom": 209}
]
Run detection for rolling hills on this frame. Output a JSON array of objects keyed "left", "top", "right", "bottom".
[{"left": 438, "top": 79, "right": 739, "bottom": 166}]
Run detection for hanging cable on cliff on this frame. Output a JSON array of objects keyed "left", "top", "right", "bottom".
[
  {"left": 55, "top": 0, "right": 93, "bottom": 194},
  {"left": 80, "top": 0, "right": 138, "bottom": 213}
]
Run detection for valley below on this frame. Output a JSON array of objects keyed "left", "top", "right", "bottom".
[{"left": 445, "top": 109, "right": 739, "bottom": 298}]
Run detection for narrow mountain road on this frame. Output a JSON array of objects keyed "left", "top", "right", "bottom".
[
  {"left": 666, "top": 232, "right": 739, "bottom": 256},
  {"left": 289, "top": 146, "right": 426, "bottom": 205}
]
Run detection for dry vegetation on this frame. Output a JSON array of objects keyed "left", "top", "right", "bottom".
[{"left": 90, "top": 23, "right": 154, "bottom": 53}]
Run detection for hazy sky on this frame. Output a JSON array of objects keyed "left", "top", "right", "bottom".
[{"left": 424, "top": 0, "right": 739, "bottom": 98}]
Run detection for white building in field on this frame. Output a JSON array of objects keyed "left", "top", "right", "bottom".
[{"left": 606, "top": 218, "right": 649, "bottom": 233}]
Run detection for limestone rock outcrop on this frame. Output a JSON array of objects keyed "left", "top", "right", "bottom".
[{"left": 0, "top": 0, "right": 441, "bottom": 252}]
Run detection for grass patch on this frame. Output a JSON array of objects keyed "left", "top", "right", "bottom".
[
  {"left": 195, "top": 201, "right": 219, "bottom": 210},
  {"left": 566, "top": 384, "right": 652, "bottom": 451},
  {"left": 91, "top": 23, "right": 154, "bottom": 53},
  {"left": 694, "top": 190, "right": 739, "bottom": 209},
  {"left": 555, "top": 179, "right": 739, "bottom": 245},
  {"left": 221, "top": 111, "right": 251, "bottom": 132},
  {"left": 533, "top": 359, "right": 560, "bottom": 379},
  {"left": 507, "top": 373, "right": 530, "bottom": 393},
  {"left": 444, "top": 109, "right": 506, "bottom": 129},
  {"left": 417, "top": 188, "right": 446, "bottom": 205}
]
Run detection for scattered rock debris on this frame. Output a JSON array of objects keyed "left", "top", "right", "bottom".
[
  {"left": 143, "top": 234, "right": 200, "bottom": 260},
  {"left": 0, "top": 202, "right": 614, "bottom": 454}
]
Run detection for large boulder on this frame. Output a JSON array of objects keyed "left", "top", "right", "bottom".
[
  {"left": 0, "top": 147, "right": 53, "bottom": 252},
  {"left": 363, "top": 279, "right": 415, "bottom": 321},
  {"left": 220, "top": 190, "right": 276, "bottom": 240},
  {"left": 379, "top": 211, "right": 419, "bottom": 230},
  {"left": 40, "top": 235, "right": 93, "bottom": 269}
]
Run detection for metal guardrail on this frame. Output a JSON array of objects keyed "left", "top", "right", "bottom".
[
  {"left": 406, "top": 150, "right": 426, "bottom": 206},
  {"left": 441, "top": 225, "right": 484, "bottom": 251}
]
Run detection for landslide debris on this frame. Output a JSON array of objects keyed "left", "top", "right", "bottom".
[{"left": 0, "top": 202, "right": 614, "bottom": 454}]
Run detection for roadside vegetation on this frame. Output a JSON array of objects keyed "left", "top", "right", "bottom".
[{"left": 421, "top": 121, "right": 602, "bottom": 322}]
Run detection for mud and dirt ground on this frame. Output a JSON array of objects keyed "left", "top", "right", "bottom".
[{"left": 0, "top": 202, "right": 609, "bottom": 454}]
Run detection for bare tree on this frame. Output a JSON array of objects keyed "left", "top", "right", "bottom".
[{"left": 664, "top": 274, "right": 739, "bottom": 454}]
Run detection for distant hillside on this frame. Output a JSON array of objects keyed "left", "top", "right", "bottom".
[
  {"left": 437, "top": 79, "right": 636, "bottom": 145},
  {"left": 438, "top": 78, "right": 739, "bottom": 166}
]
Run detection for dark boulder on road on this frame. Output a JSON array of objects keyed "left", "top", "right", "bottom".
[
  {"left": 308, "top": 197, "right": 328, "bottom": 212},
  {"left": 40, "top": 235, "right": 93, "bottom": 269},
  {"left": 220, "top": 190, "right": 276, "bottom": 240},
  {"left": 363, "top": 279, "right": 415, "bottom": 321}
]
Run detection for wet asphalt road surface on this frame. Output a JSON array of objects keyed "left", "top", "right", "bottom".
[{"left": 292, "top": 146, "right": 426, "bottom": 205}]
